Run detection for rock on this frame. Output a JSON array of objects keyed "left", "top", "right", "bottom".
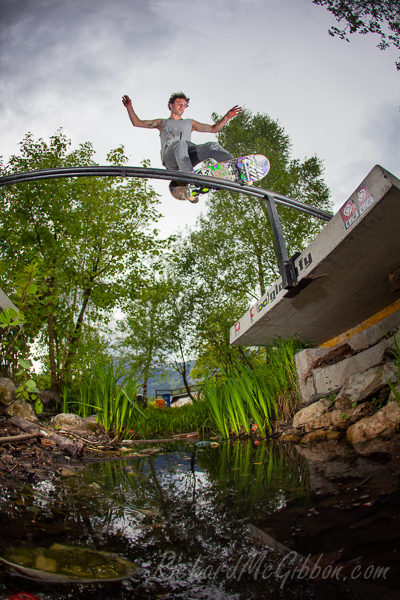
[
  {"left": 292, "top": 398, "right": 331, "bottom": 429},
  {"left": 278, "top": 431, "right": 302, "bottom": 443},
  {"left": 304, "top": 409, "right": 349, "bottom": 432},
  {"left": 304, "top": 402, "right": 376, "bottom": 433},
  {"left": 6, "top": 399, "right": 39, "bottom": 422},
  {"left": 37, "top": 388, "right": 61, "bottom": 411},
  {"left": 335, "top": 396, "right": 352, "bottom": 411},
  {"left": 83, "top": 415, "right": 99, "bottom": 433},
  {"left": 299, "top": 430, "right": 342, "bottom": 444},
  {"left": 347, "top": 310, "right": 400, "bottom": 352},
  {"left": 348, "top": 401, "right": 375, "bottom": 424},
  {"left": 334, "top": 363, "right": 397, "bottom": 406},
  {"left": 294, "top": 347, "right": 332, "bottom": 404},
  {"left": 0, "top": 378, "right": 16, "bottom": 406},
  {"left": 52, "top": 413, "right": 90, "bottom": 434},
  {"left": 312, "top": 337, "right": 396, "bottom": 396},
  {"left": 346, "top": 401, "right": 400, "bottom": 445}
]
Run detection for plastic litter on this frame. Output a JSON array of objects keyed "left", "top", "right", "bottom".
[{"left": 195, "top": 441, "right": 219, "bottom": 448}]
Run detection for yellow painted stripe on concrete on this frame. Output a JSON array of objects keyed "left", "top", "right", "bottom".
[{"left": 321, "top": 298, "right": 400, "bottom": 348}]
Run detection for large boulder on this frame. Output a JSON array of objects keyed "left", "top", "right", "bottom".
[
  {"left": 334, "top": 363, "right": 398, "bottom": 407},
  {"left": 304, "top": 409, "right": 349, "bottom": 432},
  {"left": 346, "top": 401, "right": 400, "bottom": 445},
  {"left": 303, "top": 401, "right": 375, "bottom": 433},
  {"left": 0, "top": 378, "right": 16, "bottom": 406}
]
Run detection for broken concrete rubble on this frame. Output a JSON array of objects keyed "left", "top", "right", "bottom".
[{"left": 288, "top": 311, "right": 400, "bottom": 447}]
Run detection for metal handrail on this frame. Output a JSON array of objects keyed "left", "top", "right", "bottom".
[
  {"left": 0, "top": 165, "right": 333, "bottom": 290},
  {"left": 0, "top": 166, "right": 333, "bottom": 221},
  {"left": 155, "top": 384, "right": 202, "bottom": 397}
]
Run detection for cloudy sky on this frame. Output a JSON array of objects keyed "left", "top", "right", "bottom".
[{"left": 1, "top": 0, "right": 399, "bottom": 236}]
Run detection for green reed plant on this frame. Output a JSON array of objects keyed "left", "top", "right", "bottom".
[
  {"left": 131, "top": 398, "right": 214, "bottom": 439},
  {"left": 202, "top": 376, "right": 230, "bottom": 438},
  {"left": 66, "top": 361, "right": 146, "bottom": 439},
  {"left": 202, "top": 338, "right": 302, "bottom": 438}
]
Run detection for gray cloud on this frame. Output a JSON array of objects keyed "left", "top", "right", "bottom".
[
  {"left": 1, "top": 0, "right": 398, "bottom": 235},
  {"left": 0, "top": 0, "right": 171, "bottom": 95}
]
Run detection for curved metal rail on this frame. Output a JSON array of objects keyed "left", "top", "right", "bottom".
[
  {"left": 0, "top": 166, "right": 332, "bottom": 221},
  {"left": 0, "top": 165, "right": 333, "bottom": 290}
]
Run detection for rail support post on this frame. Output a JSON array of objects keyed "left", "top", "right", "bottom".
[{"left": 264, "top": 194, "right": 297, "bottom": 289}]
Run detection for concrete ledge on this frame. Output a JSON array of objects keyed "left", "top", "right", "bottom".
[{"left": 230, "top": 165, "right": 400, "bottom": 346}]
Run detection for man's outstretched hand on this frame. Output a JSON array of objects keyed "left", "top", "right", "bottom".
[
  {"left": 226, "top": 105, "right": 242, "bottom": 120},
  {"left": 122, "top": 95, "right": 132, "bottom": 108}
]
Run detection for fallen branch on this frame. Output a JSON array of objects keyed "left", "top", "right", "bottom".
[
  {"left": 9, "top": 415, "right": 84, "bottom": 458},
  {"left": 56, "top": 429, "right": 105, "bottom": 446},
  {"left": 0, "top": 432, "right": 40, "bottom": 445}
]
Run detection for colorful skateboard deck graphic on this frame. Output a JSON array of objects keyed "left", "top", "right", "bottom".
[{"left": 169, "top": 154, "right": 270, "bottom": 202}]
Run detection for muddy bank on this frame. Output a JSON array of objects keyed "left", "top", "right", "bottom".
[
  {"left": 0, "top": 415, "right": 105, "bottom": 482},
  {"left": 0, "top": 413, "right": 200, "bottom": 483}
]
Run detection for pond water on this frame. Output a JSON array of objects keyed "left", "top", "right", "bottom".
[{"left": 0, "top": 438, "right": 399, "bottom": 599}]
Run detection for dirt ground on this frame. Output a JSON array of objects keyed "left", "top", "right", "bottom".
[
  {"left": 0, "top": 413, "right": 110, "bottom": 482},
  {"left": 0, "top": 412, "right": 199, "bottom": 482}
]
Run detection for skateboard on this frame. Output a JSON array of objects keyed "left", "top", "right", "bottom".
[{"left": 169, "top": 154, "right": 270, "bottom": 203}]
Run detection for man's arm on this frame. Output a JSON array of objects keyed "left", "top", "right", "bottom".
[
  {"left": 192, "top": 105, "right": 242, "bottom": 133},
  {"left": 122, "top": 95, "right": 162, "bottom": 130}
]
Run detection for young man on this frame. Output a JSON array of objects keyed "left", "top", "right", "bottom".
[{"left": 122, "top": 92, "right": 241, "bottom": 173}]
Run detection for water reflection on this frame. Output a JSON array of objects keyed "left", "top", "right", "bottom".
[{"left": 0, "top": 441, "right": 323, "bottom": 599}]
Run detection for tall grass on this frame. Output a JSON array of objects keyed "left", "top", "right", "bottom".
[
  {"left": 64, "top": 361, "right": 145, "bottom": 439},
  {"left": 61, "top": 338, "right": 302, "bottom": 441},
  {"left": 202, "top": 338, "right": 302, "bottom": 439},
  {"left": 132, "top": 399, "right": 214, "bottom": 439}
]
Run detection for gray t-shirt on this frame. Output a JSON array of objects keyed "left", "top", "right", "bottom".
[{"left": 160, "top": 118, "right": 193, "bottom": 160}]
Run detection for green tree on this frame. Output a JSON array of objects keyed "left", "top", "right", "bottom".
[
  {"left": 0, "top": 130, "right": 163, "bottom": 391},
  {"left": 210, "top": 108, "right": 331, "bottom": 297},
  {"left": 118, "top": 278, "right": 171, "bottom": 401},
  {"left": 165, "top": 109, "right": 331, "bottom": 374},
  {"left": 312, "top": 0, "right": 400, "bottom": 70},
  {"left": 162, "top": 229, "right": 258, "bottom": 379},
  {"left": 119, "top": 268, "right": 201, "bottom": 400}
]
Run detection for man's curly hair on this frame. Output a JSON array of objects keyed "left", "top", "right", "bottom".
[{"left": 168, "top": 92, "right": 190, "bottom": 110}]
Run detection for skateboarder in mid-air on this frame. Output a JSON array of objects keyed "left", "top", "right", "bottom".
[{"left": 122, "top": 92, "right": 241, "bottom": 173}]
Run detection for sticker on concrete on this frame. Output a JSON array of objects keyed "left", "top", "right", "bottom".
[
  {"left": 340, "top": 186, "right": 375, "bottom": 230},
  {"left": 295, "top": 252, "right": 313, "bottom": 277},
  {"left": 257, "top": 281, "right": 284, "bottom": 314}
]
